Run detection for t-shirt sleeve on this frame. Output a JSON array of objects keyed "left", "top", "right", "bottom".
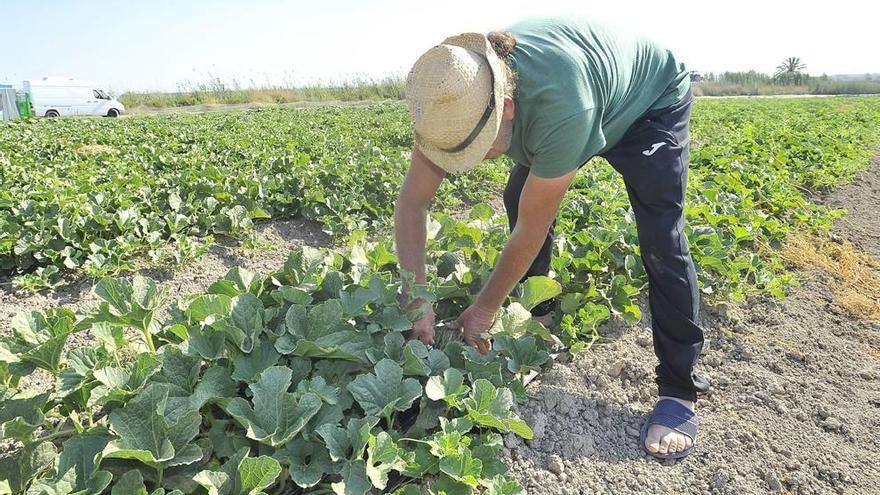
[{"left": 529, "top": 108, "right": 605, "bottom": 179}]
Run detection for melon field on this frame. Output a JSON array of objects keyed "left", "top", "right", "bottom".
[{"left": 0, "top": 97, "right": 879, "bottom": 494}]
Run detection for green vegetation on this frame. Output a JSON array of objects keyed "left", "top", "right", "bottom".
[
  {"left": 693, "top": 71, "right": 880, "bottom": 96},
  {"left": 118, "top": 77, "right": 405, "bottom": 109},
  {"left": 1, "top": 96, "right": 880, "bottom": 493},
  {"left": 0, "top": 105, "right": 505, "bottom": 286},
  {"left": 0, "top": 239, "right": 555, "bottom": 494}
]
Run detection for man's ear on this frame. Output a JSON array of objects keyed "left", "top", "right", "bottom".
[{"left": 502, "top": 96, "right": 515, "bottom": 121}]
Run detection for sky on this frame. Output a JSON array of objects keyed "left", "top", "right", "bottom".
[{"left": 1, "top": 0, "right": 878, "bottom": 92}]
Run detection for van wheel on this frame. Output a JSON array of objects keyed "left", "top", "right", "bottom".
[
  {"left": 107, "top": 108, "right": 120, "bottom": 118},
  {"left": 45, "top": 110, "right": 59, "bottom": 118}
]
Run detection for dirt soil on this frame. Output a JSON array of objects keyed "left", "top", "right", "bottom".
[
  {"left": 504, "top": 156, "right": 880, "bottom": 494},
  {"left": 2, "top": 156, "right": 880, "bottom": 494}
]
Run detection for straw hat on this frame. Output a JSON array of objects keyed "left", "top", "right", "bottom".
[{"left": 405, "top": 33, "right": 507, "bottom": 174}]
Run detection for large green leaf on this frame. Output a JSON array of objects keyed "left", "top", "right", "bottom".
[
  {"left": 518, "top": 276, "right": 562, "bottom": 311},
  {"left": 92, "top": 276, "right": 169, "bottom": 332},
  {"left": 315, "top": 416, "right": 379, "bottom": 463},
  {"left": 462, "top": 380, "right": 533, "bottom": 439},
  {"left": 487, "top": 303, "right": 552, "bottom": 341},
  {"left": 237, "top": 456, "right": 281, "bottom": 495},
  {"left": 0, "top": 309, "right": 77, "bottom": 375},
  {"left": 331, "top": 460, "right": 371, "bottom": 495},
  {"left": 365, "top": 432, "right": 408, "bottom": 490},
  {"left": 88, "top": 354, "right": 160, "bottom": 408},
  {"left": 425, "top": 368, "right": 469, "bottom": 409},
  {"left": 0, "top": 391, "right": 48, "bottom": 443},
  {"left": 220, "top": 366, "right": 322, "bottom": 447},
  {"left": 347, "top": 359, "right": 422, "bottom": 419},
  {"left": 273, "top": 438, "right": 333, "bottom": 488},
  {"left": 285, "top": 300, "right": 374, "bottom": 363},
  {"left": 209, "top": 294, "right": 265, "bottom": 353},
  {"left": 28, "top": 430, "right": 113, "bottom": 495},
  {"left": 492, "top": 336, "right": 550, "bottom": 375},
  {"left": 102, "top": 383, "right": 202, "bottom": 469},
  {"left": 0, "top": 441, "right": 56, "bottom": 494}
]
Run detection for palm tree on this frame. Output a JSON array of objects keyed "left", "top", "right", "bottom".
[{"left": 774, "top": 57, "right": 808, "bottom": 85}]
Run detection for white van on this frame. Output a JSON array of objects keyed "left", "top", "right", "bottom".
[{"left": 24, "top": 77, "right": 125, "bottom": 117}]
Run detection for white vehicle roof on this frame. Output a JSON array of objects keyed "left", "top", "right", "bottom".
[{"left": 27, "top": 77, "right": 99, "bottom": 87}]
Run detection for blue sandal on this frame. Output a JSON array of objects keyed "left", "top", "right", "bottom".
[{"left": 639, "top": 398, "right": 698, "bottom": 460}]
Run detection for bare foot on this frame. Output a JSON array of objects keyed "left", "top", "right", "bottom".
[{"left": 644, "top": 396, "right": 695, "bottom": 455}]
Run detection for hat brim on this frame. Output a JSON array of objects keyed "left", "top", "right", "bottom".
[{"left": 415, "top": 33, "right": 506, "bottom": 174}]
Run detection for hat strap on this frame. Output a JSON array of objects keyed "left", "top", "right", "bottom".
[{"left": 439, "top": 60, "right": 496, "bottom": 153}]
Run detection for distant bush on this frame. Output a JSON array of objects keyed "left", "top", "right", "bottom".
[
  {"left": 120, "top": 76, "right": 405, "bottom": 108},
  {"left": 693, "top": 71, "right": 880, "bottom": 97}
]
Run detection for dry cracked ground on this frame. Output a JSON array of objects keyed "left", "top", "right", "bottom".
[{"left": 2, "top": 158, "right": 880, "bottom": 494}]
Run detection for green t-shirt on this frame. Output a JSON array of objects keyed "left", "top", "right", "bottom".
[{"left": 505, "top": 17, "right": 691, "bottom": 178}]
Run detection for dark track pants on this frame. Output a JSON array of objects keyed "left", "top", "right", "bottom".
[{"left": 503, "top": 89, "right": 709, "bottom": 401}]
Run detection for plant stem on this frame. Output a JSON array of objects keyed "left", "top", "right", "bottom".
[
  {"left": 69, "top": 413, "right": 84, "bottom": 433},
  {"left": 39, "top": 428, "right": 78, "bottom": 443},
  {"left": 271, "top": 468, "right": 288, "bottom": 495},
  {"left": 141, "top": 327, "right": 156, "bottom": 353}
]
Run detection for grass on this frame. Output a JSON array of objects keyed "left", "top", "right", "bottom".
[
  {"left": 119, "top": 76, "right": 405, "bottom": 109},
  {"left": 120, "top": 73, "right": 880, "bottom": 109},
  {"left": 782, "top": 232, "right": 880, "bottom": 320},
  {"left": 693, "top": 80, "right": 880, "bottom": 97}
]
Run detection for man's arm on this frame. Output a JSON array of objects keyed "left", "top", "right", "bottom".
[
  {"left": 474, "top": 168, "right": 577, "bottom": 313},
  {"left": 395, "top": 148, "right": 446, "bottom": 290},
  {"left": 395, "top": 148, "right": 446, "bottom": 343}
]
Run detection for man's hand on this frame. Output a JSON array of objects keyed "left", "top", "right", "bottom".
[
  {"left": 450, "top": 304, "right": 496, "bottom": 354},
  {"left": 408, "top": 304, "right": 436, "bottom": 345}
]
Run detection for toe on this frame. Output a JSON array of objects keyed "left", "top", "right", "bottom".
[
  {"left": 685, "top": 436, "right": 693, "bottom": 450},
  {"left": 674, "top": 434, "right": 685, "bottom": 453},
  {"left": 645, "top": 427, "right": 662, "bottom": 453},
  {"left": 658, "top": 434, "right": 672, "bottom": 454}
]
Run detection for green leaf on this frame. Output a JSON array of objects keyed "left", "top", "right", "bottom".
[
  {"left": 287, "top": 300, "right": 374, "bottom": 363},
  {"left": 103, "top": 383, "right": 201, "bottom": 469},
  {"left": 462, "top": 380, "right": 533, "bottom": 439},
  {"left": 365, "top": 432, "right": 408, "bottom": 490},
  {"left": 194, "top": 446, "right": 249, "bottom": 495},
  {"left": 519, "top": 276, "right": 561, "bottom": 311},
  {"left": 331, "top": 460, "right": 371, "bottom": 495},
  {"left": 237, "top": 456, "right": 281, "bottom": 495},
  {"left": 439, "top": 449, "right": 482, "bottom": 487},
  {"left": 493, "top": 336, "right": 550, "bottom": 374},
  {"left": 156, "top": 346, "right": 201, "bottom": 394},
  {"left": 483, "top": 475, "right": 525, "bottom": 495},
  {"left": 185, "top": 294, "right": 232, "bottom": 324},
  {"left": 0, "top": 442, "right": 56, "bottom": 494},
  {"left": 0, "top": 391, "right": 48, "bottom": 442},
  {"left": 110, "top": 470, "right": 148, "bottom": 495},
  {"left": 431, "top": 474, "right": 473, "bottom": 495},
  {"left": 487, "top": 303, "right": 551, "bottom": 341},
  {"left": 210, "top": 293, "right": 265, "bottom": 353},
  {"left": 347, "top": 359, "right": 422, "bottom": 419},
  {"left": 401, "top": 340, "right": 450, "bottom": 377},
  {"left": 220, "top": 366, "right": 322, "bottom": 446},
  {"left": 316, "top": 416, "right": 379, "bottom": 462},
  {"left": 273, "top": 438, "right": 332, "bottom": 488},
  {"left": 90, "top": 322, "right": 126, "bottom": 354},
  {"left": 88, "top": 354, "right": 160, "bottom": 408},
  {"left": 208, "top": 267, "right": 262, "bottom": 297},
  {"left": 1, "top": 309, "right": 77, "bottom": 375},
  {"left": 52, "top": 430, "right": 112, "bottom": 494},
  {"left": 425, "top": 368, "right": 469, "bottom": 408},
  {"left": 231, "top": 339, "right": 280, "bottom": 383}
]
